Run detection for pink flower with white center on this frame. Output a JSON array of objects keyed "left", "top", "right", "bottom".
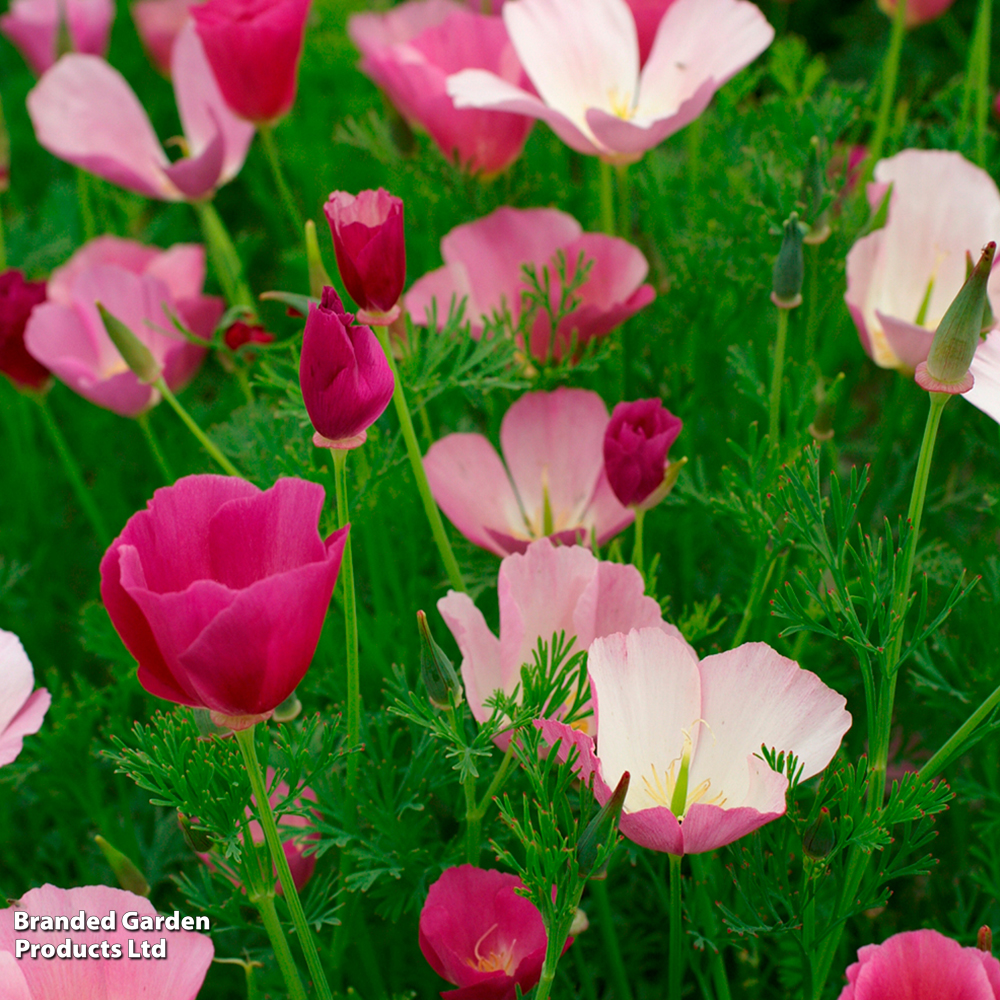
[
  {"left": 0, "top": 629, "right": 50, "bottom": 768},
  {"left": 446, "top": 0, "right": 774, "bottom": 163},
  {"left": 424, "top": 388, "right": 633, "bottom": 557},
  {"left": 540, "top": 628, "right": 851, "bottom": 855},
  {"left": 0, "top": 0, "right": 113, "bottom": 76},
  {"left": 27, "top": 21, "right": 254, "bottom": 201}
]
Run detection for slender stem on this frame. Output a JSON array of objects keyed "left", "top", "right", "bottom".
[
  {"left": 463, "top": 769, "right": 479, "bottom": 865},
  {"left": 156, "top": 378, "right": 243, "bottom": 477},
  {"left": 374, "top": 325, "right": 466, "bottom": 592},
  {"left": 259, "top": 125, "right": 304, "bottom": 235},
  {"left": 632, "top": 508, "right": 645, "bottom": 580},
  {"left": 76, "top": 169, "right": 97, "bottom": 241},
  {"left": 731, "top": 552, "right": 776, "bottom": 647},
  {"left": 33, "top": 396, "right": 111, "bottom": 548},
  {"left": 591, "top": 880, "right": 634, "bottom": 1000},
  {"left": 616, "top": 163, "right": 630, "bottom": 238},
  {"left": 476, "top": 740, "right": 517, "bottom": 814},
  {"left": 668, "top": 854, "right": 684, "bottom": 1000},
  {"left": 869, "top": 0, "right": 909, "bottom": 170},
  {"left": 254, "top": 894, "right": 310, "bottom": 1000},
  {"left": 919, "top": 680, "right": 1000, "bottom": 780},
  {"left": 802, "top": 245, "right": 820, "bottom": 362},
  {"left": 534, "top": 886, "right": 586, "bottom": 1000},
  {"left": 769, "top": 308, "right": 790, "bottom": 452},
  {"left": 599, "top": 160, "right": 615, "bottom": 236},
  {"left": 137, "top": 412, "right": 175, "bottom": 483},
  {"left": 968, "top": 0, "right": 992, "bottom": 167},
  {"left": 235, "top": 727, "right": 334, "bottom": 1000},
  {"left": 192, "top": 200, "right": 256, "bottom": 312}
]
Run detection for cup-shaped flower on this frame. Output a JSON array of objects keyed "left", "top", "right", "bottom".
[
  {"left": 99, "top": 475, "right": 349, "bottom": 730},
  {"left": 425, "top": 388, "right": 633, "bottom": 557},
  {"left": 836, "top": 929, "right": 1000, "bottom": 1000},
  {"left": 406, "top": 206, "right": 654, "bottom": 364},
  {"left": 419, "top": 865, "right": 553, "bottom": 1000},
  {"left": 0, "top": 0, "right": 114, "bottom": 76},
  {"left": 24, "top": 237, "right": 223, "bottom": 417},
  {"left": 603, "top": 398, "right": 683, "bottom": 509},
  {"left": 0, "top": 270, "right": 50, "bottom": 392},
  {"left": 132, "top": 0, "right": 196, "bottom": 75},
  {"left": 324, "top": 189, "right": 406, "bottom": 324},
  {"left": 539, "top": 628, "right": 851, "bottom": 855},
  {"left": 446, "top": 0, "right": 773, "bottom": 163},
  {"left": 191, "top": 0, "right": 310, "bottom": 123},
  {"left": 0, "top": 629, "right": 51, "bottom": 767},
  {"left": 876, "top": 0, "right": 957, "bottom": 28},
  {"left": 0, "top": 884, "right": 214, "bottom": 997},
  {"left": 348, "top": 0, "right": 533, "bottom": 176},
  {"left": 299, "top": 287, "right": 395, "bottom": 449},
  {"left": 27, "top": 22, "right": 255, "bottom": 201}
]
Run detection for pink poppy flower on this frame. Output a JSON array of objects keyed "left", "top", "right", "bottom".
[
  {"left": 424, "top": 387, "right": 633, "bottom": 557},
  {"left": 27, "top": 22, "right": 255, "bottom": 201},
  {"left": 603, "top": 398, "right": 683, "bottom": 509},
  {"left": 438, "top": 538, "right": 687, "bottom": 740},
  {"left": 349, "top": 0, "right": 533, "bottom": 175},
  {"left": 446, "top": 0, "right": 773, "bottom": 163},
  {"left": 876, "top": 0, "right": 957, "bottom": 28},
  {"left": 0, "top": 270, "right": 50, "bottom": 393},
  {"left": 540, "top": 627, "right": 851, "bottom": 855},
  {"left": 24, "top": 236, "right": 223, "bottom": 417},
  {"left": 837, "top": 929, "right": 1000, "bottom": 1000},
  {"left": 406, "top": 206, "right": 654, "bottom": 363},
  {"left": 132, "top": 0, "right": 197, "bottom": 75},
  {"left": 0, "top": 884, "right": 213, "bottom": 997},
  {"left": 99, "top": 475, "right": 349, "bottom": 730},
  {"left": 844, "top": 149, "right": 1000, "bottom": 422},
  {"left": 0, "top": 0, "right": 114, "bottom": 76},
  {"left": 0, "top": 629, "right": 50, "bottom": 768}
]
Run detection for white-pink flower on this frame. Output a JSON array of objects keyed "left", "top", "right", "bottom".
[
  {"left": 0, "top": 0, "right": 114, "bottom": 76},
  {"left": 446, "top": 0, "right": 774, "bottom": 163},
  {"left": 0, "top": 629, "right": 50, "bottom": 768},
  {"left": 540, "top": 628, "right": 851, "bottom": 855}
]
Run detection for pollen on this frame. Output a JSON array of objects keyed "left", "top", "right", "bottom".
[{"left": 466, "top": 924, "right": 517, "bottom": 975}]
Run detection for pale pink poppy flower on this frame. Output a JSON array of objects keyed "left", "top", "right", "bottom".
[
  {"left": 837, "top": 928, "right": 1000, "bottom": 1000},
  {"left": 25, "top": 236, "right": 223, "bottom": 417},
  {"left": 446, "top": 0, "right": 774, "bottom": 163},
  {"left": 540, "top": 628, "right": 851, "bottom": 855},
  {"left": 132, "top": 0, "right": 197, "bottom": 75},
  {"left": 0, "top": 629, "right": 50, "bottom": 768},
  {"left": 406, "top": 206, "right": 654, "bottom": 363},
  {"left": 27, "top": 21, "right": 254, "bottom": 201},
  {"left": 424, "top": 388, "right": 633, "bottom": 557},
  {"left": 0, "top": 0, "right": 114, "bottom": 76},
  {"left": 438, "top": 538, "right": 688, "bottom": 740},
  {"left": 0, "top": 884, "right": 214, "bottom": 997}
]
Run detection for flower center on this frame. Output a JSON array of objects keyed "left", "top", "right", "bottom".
[
  {"left": 638, "top": 724, "right": 727, "bottom": 818},
  {"left": 607, "top": 86, "right": 635, "bottom": 120},
  {"left": 467, "top": 924, "right": 516, "bottom": 975}
]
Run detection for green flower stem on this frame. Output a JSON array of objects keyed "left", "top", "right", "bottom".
[
  {"left": 374, "top": 325, "right": 466, "bottom": 593},
  {"left": 192, "top": 200, "right": 256, "bottom": 312},
  {"left": 33, "top": 395, "right": 111, "bottom": 548},
  {"left": 768, "top": 307, "right": 790, "bottom": 452},
  {"left": 591, "top": 880, "right": 634, "bottom": 1000},
  {"left": 254, "top": 894, "right": 309, "bottom": 1000},
  {"left": 599, "top": 160, "right": 615, "bottom": 236},
  {"left": 616, "top": 163, "right": 630, "bottom": 238},
  {"left": 632, "top": 508, "right": 645, "bottom": 580},
  {"left": 731, "top": 550, "right": 776, "bottom": 647},
  {"left": 155, "top": 377, "right": 243, "bottom": 477},
  {"left": 76, "top": 169, "right": 97, "bottom": 241},
  {"left": 236, "top": 726, "right": 334, "bottom": 1000},
  {"left": 462, "top": 768, "right": 479, "bottom": 865},
  {"left": 137, "top": 412, "right": 175, "bottom": 483},
  {"left": 964, "top": 0, "right": 992, "bottom": 167},
  {"left": 919, "top": 680, "right": 1000, "bottom": 780},
  {"left": 259, "top": 125, "right": 304, "bottom": 235},
  {"left": 534, "top": 883, "right": 587, "bottom": 1000},
  {"left": 869, "top": 0, "right": 908, "bottom": 171},
  {"left": 668, "top": 854, "right": 684, "bottom": 1000}
]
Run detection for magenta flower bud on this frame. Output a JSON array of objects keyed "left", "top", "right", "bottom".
[
  {"left": 324, "top": 188, "right": 406, "bottom": 324},
  {"left": 0, "top": 270, "right": 51, "bottom": 393},
  {"left": 99, "top": 475, "right": 349, "bottom": 730},
  {"left": 299, "top": 287, "right": 395, "bottom": 449},
  {"left": 603, "top": 398, "right": 683, "bottom": 510},
  {"left": 191, "top": 0, "right": 311, "bottom": 123}
]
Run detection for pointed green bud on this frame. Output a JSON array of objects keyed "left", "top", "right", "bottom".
[
  {"left": 272, "top": 688, "right": 302, "bottom": 722},
  {"left": 772, "top": 213, "right": 805, "bottom": 308},
  {"left": 966, "top": 251, "right": 995, "bottom": 334},
  {"left": 178, "top": 812, "right": 215, "bottom": 853},
  {"left": 417, "top": 610, "right": 463, "bottom": 710},
  {"left": 305, "top": 220, "right": 333, "bottom": 300},
  {"left": 802, "top": 807, "right": 835, "bottom": 860},
  {"left": 95, "top": 835, "right": 151, "bottom": 896},
  {"left": 97, "top": 303, "right": 163, "bottom": 385},
  {"left": 802, "top": 138, "right": 831, "bottom": 245},
  {"left": 0, "top": 94, "right": 10, "bottom": 193},
  {"left": 576, "top": 771, "right": 629, "bottom": 879},
  {"left": 916, "top": 242, "right": 995, "bottom": 395}
]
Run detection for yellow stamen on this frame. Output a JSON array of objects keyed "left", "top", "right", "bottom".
[{"left": 467, "top": 924, "right": 516, "bottom": 975}]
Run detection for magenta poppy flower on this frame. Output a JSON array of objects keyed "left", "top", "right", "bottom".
[
  {"left": 419, "top": 865, "right": 554, "bottom": 1000},
  {"left": 446, "top": 0, "right": 773, "bottom": 163},
  {"left": 406, "top": 206, "right": 654, "bottom": 363},
  {"left": 603, "top": 398, "right": 683, "bottom": 509},
  {"left": 837, "top": 929, "right": 1000, "bottom": 1000},
  {"left": 299, "top": 287, "right": 395, "bottom": 449},
  {"left": 27, "top": 22, "right": 254, "bottom": 201},
  {"left": 99, "top": 475, "right": 349, "bottom": 730},
  {"left": 0, "top": 884, "right": 213, "bottom": 997},
  {"left": 0, "top": 629, "right": 51, "bottom": 768},
  {"left": 0, "top": 0, "right": 114, "bottom": 76},
  {"left": 191, "top": 0, "right": 310, "bottom": 123},
  {"left": 424, "top": 388, "right": 633, "bottom": 557},
  {"left": 24, "top": 237, "right": 223, "bottom": 417},
  {"left": 0, "top": 270, "right": 50, "bottom": 393},
  {"left": 348, "top": 0, "right": 533, "bottom": 176},
  {"left": 876, "top": 0, "right": 956, "bottom": 27},
  {"left": 132, "top": 0, "right": 197, "bottom": 75},
  {"left": 540, "top": 628, "right": 851, "bottom": 855}
]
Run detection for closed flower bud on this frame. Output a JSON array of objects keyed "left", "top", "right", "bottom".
[
  {"left": 97, "top": 302, "right": 164, "bottom": 385},
  {"left": 95, "top": 835, "right": 151, "bottom": 896},
  {"left": 603, "top": 398, "right": 683, "bottom": 510},
  {"left": 178, "top": 812, "right": 215, "bottom": 853},
  {"left": 0, "top": 269, "right": 50, "bottom": 392},
  {"left": 802, "top": 806, "right": 835, "bottom": 860},
  {"left": 772, "top": 213, "right": 805, "bottom": 308},
  {"left": 577, "top": 771, "right": 629, "bottom": 879},
  {"left": 417, "top": 610, "right": 463, "bottom": 711},
  {"left": 978, "top": 926, "right": 993, "bottom": 954}
]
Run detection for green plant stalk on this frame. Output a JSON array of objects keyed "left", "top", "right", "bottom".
[
  {"left": 155, "top": 378, "right": 243, "bottom": 477},
  {"left": 137, "top": 412, "right": 175, "bottom": 483},
  {"left": 259, "top": 126, "right": 304, "bottom": 235},
  {"left": 192, "top": 200, "right": 256, "bottom": 311},
  {"left": 76, "top": 169, "right": 97, "bottom": 241},
  {"left": 463, "top": 768, "right": 479, "bottom": 865},
  {"left": 534, "top": 882, "right": 587, "bottom": 1000},
  {"left": 769, "top": 308, "right": 790, "bottom": 451},
  {"left": 374, "top": 325, "right": 466, "bottom": 592},
  {"left": 633, "top": 508, "right": 645, "bottom": 580},
  {"left": 919, "top": 679, "right": 1000, "bottom": 780},
  {"left": 731, "top": 551, "right": 776, "bottom": 647},
  {"left": 969, "top": 0, "right": 992, "bottom": 167},
  {"left": 591, "top": 880, "right": 634, "bottom": 1000},
  {"left": 869, "top": 0, "right": 909, "bottom": 170},
  {"left": 236, "top": 726, "right": 334, "bottom": 1000},
  {"left": 616, "top": 163, "right": 630, "bottom": 238},
  {"left": 668, "top": 853, "right": 684, "bottom": 1000},
  {"left": 255, "top": 894, "right": 310, "bottom": 1000},
  {"left": 599, "top": 160, "right": 615, "bottom": 236}
]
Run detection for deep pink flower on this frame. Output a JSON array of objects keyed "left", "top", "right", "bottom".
[
  {"left": 132, "top": 0, "right": 196, "bottom": 75},
  {"left": 876, "top": 0, "right": 956, "bottom": 27},
  {"left": 406, "top": 206, "right": 654, "bottom": 363},
  {"left": 540, "top": 627, "right": 851, "bottom": 855},
  {"left": 27, "top": 23, "right": 254, "bottom": 201},
  {"left": 603, "top": 398, "right": 682, "bottom": 508},
  {"left": 624, "top": 0, "right": 680, "bottom": 63},
  {"left": 419, "top": 865, "right": 553, "bottom": 1000},
  {"left": 349, "top": 0, "right": 533, "bottom": 176},
  {"left": 0, "top": 0, "right": 114, "bottom": 76},
  {"left": 191, "top": 0, "right": 310, "bottom": 123},
  {"left": 24, "top": 237, "right": 223, "bottom": 417},
  {"left": 837, "top": 929, "right": 1000, "bottom": 1000},
  {"left": 0, "top": 629, "right": 51, "bottom": 768},
  {"left": 324, "top": 189, "right": 406, "bottom": 324},
  {"left": 99, "top": 475, "right": 348, "bottom": 729},
  {"left": 0, "top": 271, "right": 50, "bottom": 392},
  {"left": 0, "top": 884, "right": 213, "bottom": 998},
  {"left": 299, "top": 287, "right": 395, "bottom": 449},
  {"left": 425, "top": 388, "right": 633, "bottom": 557}
]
